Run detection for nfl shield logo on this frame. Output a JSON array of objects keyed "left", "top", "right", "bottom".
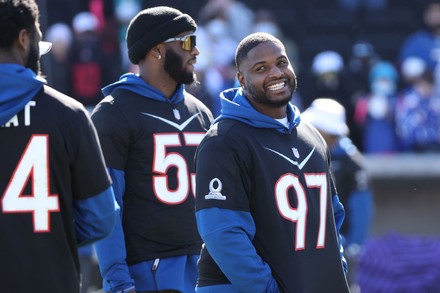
[
  {"left": 292, "top": 147, "right": 300, "bottom": 158},
  {"left": 173, "top": 109, "right": 181, "bottom": 120}
]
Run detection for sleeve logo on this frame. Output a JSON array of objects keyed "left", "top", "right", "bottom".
[{"left": 204, "top": 178, "right": 226, "bottom": 200}]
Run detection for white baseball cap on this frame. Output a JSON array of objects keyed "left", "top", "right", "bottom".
[
  {"left": 301, "top": 98, "right": 349, "bottom": 136},
  {"left": 45, "top": 23, "right": 73, "bottom": 46},
  {"left": 72, "top": 11, "right": 99, "bottom": 33},
  {"left": 39, "top": 41, "right": 52, "bottom": 56},
  {"left": 401, "top": 57, "right": 426, "bottom": 79},
  {"left": 312, "top": 51, "right": 344, "bottom": 75}
]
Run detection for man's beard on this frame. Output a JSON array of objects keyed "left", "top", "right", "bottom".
[
  {"left": 26, "top": 41, "right": 41, "bottom": 74},
  {"left": 246, "top": 76, "right": 297, "bottom": 108},
  {"left": 164, "top": 48, "right": 197, "bottom": 85}
]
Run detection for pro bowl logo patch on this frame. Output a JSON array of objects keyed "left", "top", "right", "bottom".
[{"left": 205, "top": 178, "right": 226, "bottom": 200}]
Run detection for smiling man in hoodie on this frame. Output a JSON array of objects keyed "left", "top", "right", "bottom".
[
  {"left": 195, "top": 32, "right": 350, "bottom": 293},
  {"left": 0, "top": 1, "right": 118, "bottom": 292}
]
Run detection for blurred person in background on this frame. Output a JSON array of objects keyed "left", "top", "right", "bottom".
[
  {"left": 396, "top": 58, "right": 440, "bottom": 152},
  {"left": 398, "top": 0, "right": 440, "bottom": 71},
  {"left": 70, "top": 11, "right": 106, "bottom": 110},
  {"left": 99, "top": 12, "right": 123, "bottom": 92},
  {"left": 346, "top": 41, "right": 381, "bottom": 150},
  {"left": 302, "top": 98, "right": 374, "bottom": 289},
  {"left": 191, "top": 17, "right": 237, "bottom": 117},
  {"left": 300, "top": 51, "right": 352, "bottom": 112},
  {"left": 353, "top": 61, "right": 399, "bottom": 153},
  {"left": 398, "top": 0, "right": 440, "bottom": 98},
  {"left": 300, "top": 51, "right": 354, "bottom": 140},
  {"left": 41, "top": 22, "right": 73, "bottom": 95},
  {"left": 347, "top": 41, "right": 381, "bottom": 105},
  {"left": 197, "top": 0, "right": 254, "bottom": 42},
  {"left": 303, "top": 98, "right": 373, "bottom": 248},
  {"left": 112, "top": 0, "right": 141, "bottom": 72}
]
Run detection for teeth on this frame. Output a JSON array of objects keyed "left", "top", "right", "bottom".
[{"left": 267, "top": 82, "right": 285, "bottom": 91}]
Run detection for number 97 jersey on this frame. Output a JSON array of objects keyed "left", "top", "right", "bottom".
[{"left": 195, "top": 118, "right": 349, "bottom": 293}]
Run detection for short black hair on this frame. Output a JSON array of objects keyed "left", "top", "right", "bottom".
[
  {"left": 0, "top": 0, "right": 39, "bottom": 49},
  {"left": 235, "top": 32, "right": 282, "bottom": 70}
]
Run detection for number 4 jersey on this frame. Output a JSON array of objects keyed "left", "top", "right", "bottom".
[
  {"left": 91, "top": 79, "right": 213, "bottom": 264},
  {"left": 0, "top": 84, "right": 113, "bottom": 293}
]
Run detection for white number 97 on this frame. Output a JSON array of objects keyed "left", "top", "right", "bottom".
[{"left": 275, "top": 173, "right": 328, "bottom": 250}]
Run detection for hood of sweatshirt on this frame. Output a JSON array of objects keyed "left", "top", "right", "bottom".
[
  {"left": 101, "top": 73, "right": 185, "bottom": 105},
  {"left": 0, "top": 64, "right": 45, "bottom": 125},
  {"left": 215, "top": 87, "right": 301, "bottom": 133}
]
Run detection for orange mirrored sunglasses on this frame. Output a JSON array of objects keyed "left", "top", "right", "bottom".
[{"left": 164, "top": 34, "right": 196, "bottom": 51}]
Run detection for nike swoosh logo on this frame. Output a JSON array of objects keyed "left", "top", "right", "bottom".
[
  {"left": 264, "top": 146, "right": 316, "bottom": 170},
  {"left": 141, "top": 112, "right": 201, "bottom": 131}
]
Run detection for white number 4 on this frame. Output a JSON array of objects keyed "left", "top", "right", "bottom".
[{"left": 2, "top": 135, "right": 59, "bottom": 233}]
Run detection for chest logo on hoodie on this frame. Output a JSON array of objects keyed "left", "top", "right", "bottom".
[
  {"left": 142, "top": 112, "right": 200, "bottom": 131},
  {"left": 264, "top": 146, "right": 316, "bottom": 170},
  {"left": 292, "top": 147, "right": 300, "bottom": 158}
]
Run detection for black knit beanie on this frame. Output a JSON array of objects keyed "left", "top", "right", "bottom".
[{"left": 126, "top": 6, "right": 197, "bottom": 64}]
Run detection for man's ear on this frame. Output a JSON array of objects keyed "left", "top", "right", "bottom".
[
  {"left": 237, "top": 71, "right": 246, "bottom": 90},
  {"left": 17, "top": 29, "right": 30, "bottom": 51},
  {"left": 151, "top": 45, "right": 163, "bottom": 60},
  {"left": 14, "top": 28, "right": 31, "bottom": 65}
]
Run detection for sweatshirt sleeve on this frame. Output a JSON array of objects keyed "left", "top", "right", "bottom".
[
  {"left": 94, "top": 168, "right": 135, "bottom": 293},
  {"left": 196, "top": 207, "right": 277, "bottom": 292},
  {"left": 332, "top": 194, "right": 348, "bottom": 272},
  {"left": 73, "top": 186, "right": 118, "bottom": 247}
]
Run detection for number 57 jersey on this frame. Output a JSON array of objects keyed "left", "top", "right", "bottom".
[{"left": 92, "top": 87, "right": 213, "bottom": 264}]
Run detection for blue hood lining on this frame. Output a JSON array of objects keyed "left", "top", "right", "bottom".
[
  {"left": 214, "top": 87, "right": 301, "bottom": 133},
  {"left": 101, "top": 73, "right": 185, "bottom": 105},
  {"left": 0, "top": 64, "right": 45, "bottom": 125}
]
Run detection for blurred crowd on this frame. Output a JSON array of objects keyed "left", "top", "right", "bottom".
[{"left": 38, "top": 0, "right": 440, "bottom": 155}]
